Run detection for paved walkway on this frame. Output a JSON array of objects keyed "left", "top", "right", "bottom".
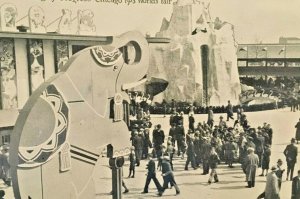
[{"left": 2, "top": 108, "right": 300, "bottom": 199}]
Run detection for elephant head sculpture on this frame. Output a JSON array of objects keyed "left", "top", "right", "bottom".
[{"left": 10, "top": 31, "right": 149, "bottom": 199}]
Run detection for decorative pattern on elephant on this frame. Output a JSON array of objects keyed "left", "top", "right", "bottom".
[
  {"left": 18, "top": 84, "right": 69, "bottom": 167},
  {"left": 91, "top": 46, "right": 122, "bottom": 66},
  {"left": 0, "top": 3, "right": 17, "bottom": 31},
  {"left": 0, "top": 38, "right": 17, "bottom": 109},
  {"left": 28, "top": 39, "right": 45, "bottom": 93},
  {"left": 55, "top": 40, "right": 69, "bottom": 72}
]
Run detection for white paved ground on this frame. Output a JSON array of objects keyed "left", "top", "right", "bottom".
[{"left": 2, "top": 108, "right": 300, "bottom": 199}]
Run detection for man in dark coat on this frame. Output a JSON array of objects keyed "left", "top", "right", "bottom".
[
  {"left": 185, "top": 134, "right": 196, "bottom": 170},
  {"left": 201, "top": 137, "right": 211, "bottom": 175},
  {"left": 160, "top": 156, "right": 180, "bottom": 196},
  {"left": 284, "top": 138, "right": 298, "bottom": 181},
  {"left": 153, "top": 124, "right": 165, "bottom": 157},
  {"left": 188, "top": 113, "right": 195, "bottom": 131},
  {"left": 142, "top": 155, "right": 163, "bottom": 194},
  {"left": 295, "top": 119, "right": 300, "bottom": 144},
  {"left": 169, "top": 124, "right": 176, "bottom": 146},
  {"left": 223, "top": 138, "right": 237, "bottom": 168},
  {"left": 292, "top": 170, "right": 300, "bottom": 199},
  {"left": 254, "top": 132, "right": 265, "bottom": 168},
  {"left": 266, "top": 124, "right": 273, "bottom": 145},
  {"left": 175, "top": 122, "right": 185, "bottom": 156},
  {"left": 275, "top": 159, "right": 285, "bottom": 190},
  {"left": 207, "top": 106, "right": 214, "bottom": 128},
  {"left": 173, "top": 112, "right": 181, "bottom": 126},
  {"left": 142, "top": 129, "right": 152, "bottom": 159},
  {"left": 133, "top": 131, "right": 144, "bottom": 166},
  {"left": 226, "top": 100, "right": 234, "bottom": 121}
]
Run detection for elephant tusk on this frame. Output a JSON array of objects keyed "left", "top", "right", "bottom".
[{"left": 122, "top": 78, "right": 147, "bottom": 90}]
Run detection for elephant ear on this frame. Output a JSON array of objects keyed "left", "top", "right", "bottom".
[
  {"left": 112, "top": 31, "right": 150, "bottom": 92},
  {"left": 91, "top": 45, "right": 122, "bottom": 67}
]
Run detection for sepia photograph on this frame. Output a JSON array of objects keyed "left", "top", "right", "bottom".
[{"left": 0, "top": 0, "right": 300, "bottom": 198}]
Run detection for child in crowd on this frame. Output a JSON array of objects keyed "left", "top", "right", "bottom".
[{"left": 128, "top": 146, "right": 136, "bottom": 178}]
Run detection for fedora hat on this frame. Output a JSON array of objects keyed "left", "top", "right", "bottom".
[{"left": 271, "top": 165, "right": 278, "bottom": 171}]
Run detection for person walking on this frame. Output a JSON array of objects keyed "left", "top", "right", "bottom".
[
  {"left": 153, "top": 124, "right": 165, "bottom": 160},
  {"left": 245, "top": 147, "right": 259, "bottom": 188},
  {"left": 175, "top": 122, "right": 185, "bottom": 156},
  {"left": 189, "top": 113, "right": 195, "bottom": 131},
  {"left": 275, "top": 159, "right": 285, "bottom": 190},
  {"left": 133, "top": 131, "right": 144, "bottom": 166},
  {"left": 128, "top": 146, "right": 136, "bottom": 178},
  {"left": 226, "top": 100, "right": 234, "bottom": 121},
  {"left": 264, "top": 166, "right": 280, "bottom": 199},
  {"left": 284, "top": 138, "right": 298, "bottom": 181},
  {"left": 185, "top": 134, "right": 196, "bottom": 170},
  {"left": 159, "top": 156, "right": 180, "bottom": 196},
  {"left": 292, "top": 170, "right": 300, "bottom": 199},
  {"left": 295, "top": 119, "right": 300, "bottom": 144},
  {"left": 141, "top": 155, "right": 163, "bottom": 195},
  {"left": 208, "top": 147, "right": 220, "bottom": 184}
]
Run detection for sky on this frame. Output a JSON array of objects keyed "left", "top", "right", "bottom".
[{"left": 2, "top": 0, "right": 300, "bottom": 44}]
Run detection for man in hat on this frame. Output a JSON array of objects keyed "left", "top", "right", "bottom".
[
  {"left": 245, "top": 147, "right": 259, "bottom": 188},
  {"left": 133, "top": 130, "right": 144, "bottom": 166},
  {"left": 201, "top": 137, "right": 211, "bottom": 175},
  {"left": 275, "top": 159, "right": 285, "bottom": 189},
  {"left": 169, "top": 123, "right": 177, "bottom": 146},
  {"left": 207, "top": 106, "right": 214, "bottom": 128},
  {"left": 223, "top": 137, "right": 237, "bottom": 168},
  {"left": 264, "top": 166, "right": 280, "bottom": 199},
  {"left": 128, "top": 146, "right": 136, "bottom": 178},
  {"left": 189, "top": 113, "right": 195, "bottom": 131},
  {"left": 185, "top": 133, "right": 197, "bottom": 170},
  {"left": 141, "top": 153, "right": 163, "bottom": 195},
  {"left": 292, "top": 170, "right": 300, "bottom": 199},
  {"left": 159, "top": 156, "right": 180, "bottom": 196},
  {"left": 226, "top": 100, "right": 234, "bottom": 121},
  {"left": 175, "top": 122, "right": 185, "bottom": 156},
  {"left": 142, "top": 128, "right": 152, "bottom": 160},
  {"left": 284, "top": 138, "right": 298, "bottom": 181},
  {"left": 153, "top": 124, "right": 165, "bottom": 160},
  {"left": 219, "top": 116, "right": 227, "bottom": 129}
]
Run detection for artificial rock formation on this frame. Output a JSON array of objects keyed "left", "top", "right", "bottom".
[{"left": 149, "top": 1, "right": 241, "bottom": 105}]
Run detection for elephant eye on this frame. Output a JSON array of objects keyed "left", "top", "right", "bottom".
[{"left": 121, "top": 43, "right": 136, "bottom": 65}]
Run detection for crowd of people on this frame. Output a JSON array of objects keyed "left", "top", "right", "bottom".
[{"left": 121, "top": 100, "right": 300, "bottom": 199}]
